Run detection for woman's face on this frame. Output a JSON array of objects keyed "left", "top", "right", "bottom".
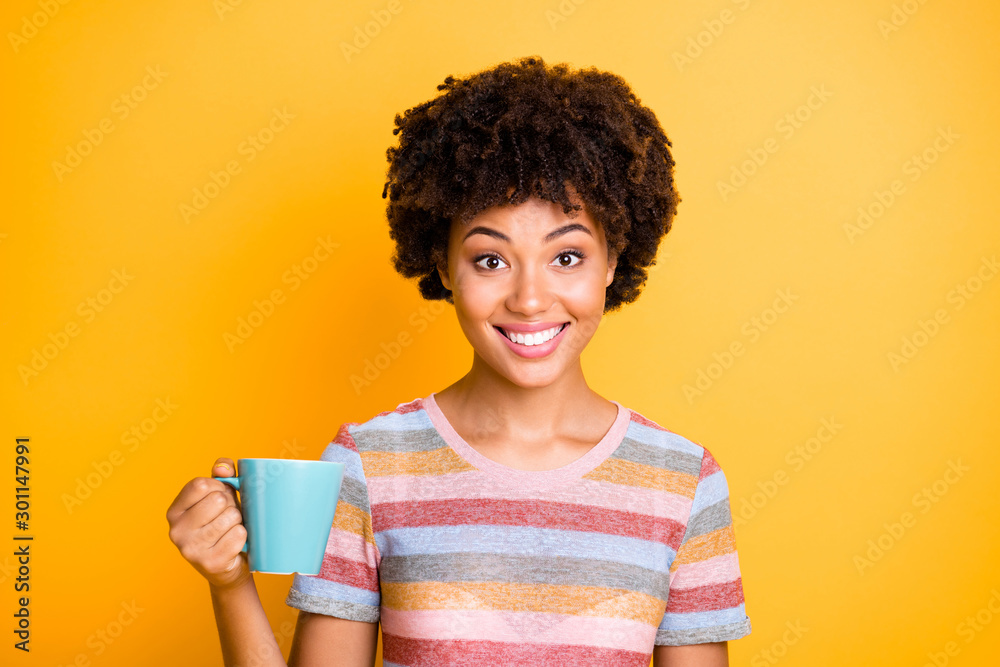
[{"left": 437, "top": 190, "right": 617, "bottom": 389}]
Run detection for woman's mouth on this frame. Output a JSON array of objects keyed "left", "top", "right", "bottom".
[{"left": 493, "top": 323, "right": 570, "bottom": 358}]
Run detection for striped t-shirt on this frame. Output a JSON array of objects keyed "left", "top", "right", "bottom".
[{"left": 286, "top": 393, "right": 751, "bottom": 665}]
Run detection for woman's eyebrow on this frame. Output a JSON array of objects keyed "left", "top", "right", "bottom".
[{"left": 463, "top": 223, "right": 593, "bottom": 243}]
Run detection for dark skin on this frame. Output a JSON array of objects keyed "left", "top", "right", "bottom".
[{"left": 654, "top": 642, "right": 730, "bottom": 667}]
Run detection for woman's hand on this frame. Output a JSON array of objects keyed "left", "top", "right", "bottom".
[{"left": 166, "top": 457, "right": 252, "bottom": 591}]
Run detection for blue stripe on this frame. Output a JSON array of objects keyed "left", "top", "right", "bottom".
[
  {"left": 690, "top": 469, "right": 732, "bottom": 515},
  {"left": 291, "top": 572, "right": 380, "bottom": 607},
  {"left": 658, "top": 602, "right": 748, "bottom": 630},
  {"left": 320, "top": 438, "right": 367, "bottom": 487},
  {"left": 356, "top": 407, "right": 432, "bottom": 433},
  {"left": 375, "top": 525, "right": 673, "bottom": 573},
  {"left": 626, "top": 421, "right": 704, "bottom": 457}
]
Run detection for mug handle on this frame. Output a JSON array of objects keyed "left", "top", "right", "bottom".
[{"left": 213, "top": 476, "right": 248, "bottom": 554}]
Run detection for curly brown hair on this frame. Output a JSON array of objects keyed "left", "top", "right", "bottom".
[{"left": 381, "top": 55, "right": 680, "bottom": 314}]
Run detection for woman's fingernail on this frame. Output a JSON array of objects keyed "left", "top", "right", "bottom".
[{"left": 216, "top": 463, "right": 231, "bottom": 471}]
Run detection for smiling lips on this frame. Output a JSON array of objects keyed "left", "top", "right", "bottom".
[{"left": 493, "top": 322, "right": 570, "bottom": 358}]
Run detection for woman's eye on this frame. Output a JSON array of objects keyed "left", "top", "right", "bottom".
[
  {"left": 473, "top": 251, "right": 584, "bottom": 270},
  {"left": 475, "top": 254, "right": 508, "bottom": 270},
  {"left": 555, "top": 252, "right": 583, "bottom": 268}
]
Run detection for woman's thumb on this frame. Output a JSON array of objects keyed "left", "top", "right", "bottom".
[{"left": 213, "top": 457, "right": 236, "bottom": 477}]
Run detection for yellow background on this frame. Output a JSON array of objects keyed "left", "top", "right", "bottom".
[{"left": 2, "top": 0, "right": 999, "bottom": 665}]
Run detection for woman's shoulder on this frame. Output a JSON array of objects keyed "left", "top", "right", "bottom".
[
  {"left": 357, "top": 394, "right": 428, "bottom": 428},
  {"left": 329, "top": 394, "right": 433, "bottom": 451},
  {"left": 315, "top": 396, "right": 432, "bottom": 468},
  {"left": 617, "top": 401, "right": 723, "bottom": 472}
]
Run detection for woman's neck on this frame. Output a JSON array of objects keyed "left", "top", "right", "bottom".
[{"left": 434, "top": 357, "right": 612, "bottom": 445}]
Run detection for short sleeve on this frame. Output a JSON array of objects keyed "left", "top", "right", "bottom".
[
  {"left": 655, "top": 446, "right": 752, "bottom": 645},
  {"left": 285, "top": 423, "right": 381, "bottom": 622}
]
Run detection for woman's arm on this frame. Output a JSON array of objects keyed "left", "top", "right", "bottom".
[
  {"left": 286, "top": 611, "right": 379, "bottom": 667},
  {"left": 211, "top": 575, "right": 380, "bottom": 667},
  {"left": 166, "top": 464, "right": 288, "bottom": 667},
  {"left": 210, "top": 575, "right": 287, "bottom": 666},
  {"left": 653, "top": 641, "right": 729, "bottom": 667}
]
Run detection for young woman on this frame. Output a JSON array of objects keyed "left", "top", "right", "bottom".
[{"left": 167, "top": 55, "right": 751, "bottom": 666}]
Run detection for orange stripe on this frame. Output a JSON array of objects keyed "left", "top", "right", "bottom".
[
  {"left": 332, "top": 500, "right": 376, "bottom": 546},
  {"left": 584, "top": 458, "right": 698, "bottom": 496},
  {"left": 670, "top": 525, "right": 736, "bottom": 568},
  {"left": 362, "top": 448, "right": 476, "bottom": 477},
  {"left": 381, "top": 581, "right": 665, "bottom": 624}
]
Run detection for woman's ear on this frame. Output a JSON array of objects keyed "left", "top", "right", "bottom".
[
  {"left": 606, "top": 250, "right": 618, "bottom": 286},
  {"left": 437, "top": 259, "right": 452, "bottom": 291}
]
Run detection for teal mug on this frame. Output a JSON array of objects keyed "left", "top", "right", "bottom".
[{"left": 214, "top": 458, "right": 344, "bottom": 575}]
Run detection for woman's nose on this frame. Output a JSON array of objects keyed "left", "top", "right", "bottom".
[{"left": 505, "top": 264, "right": 551, "bottom": 315}]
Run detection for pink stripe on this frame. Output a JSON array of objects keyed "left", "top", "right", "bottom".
[
  {"left": 368, "top": 472, "right": 691, "bottom": 521},
  {"left": 668, "top": 552, "right": 741, "bottom": 589},
  {"left": 325, "top": 527, "right": 380, "bottom": 569},
  {"left": 380, "top": 607, "right": 657, "bottom": 650}
]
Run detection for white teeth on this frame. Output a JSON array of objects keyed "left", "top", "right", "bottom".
[{"left": 501, "top": 324, "right": 565, "bottom": 346}]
